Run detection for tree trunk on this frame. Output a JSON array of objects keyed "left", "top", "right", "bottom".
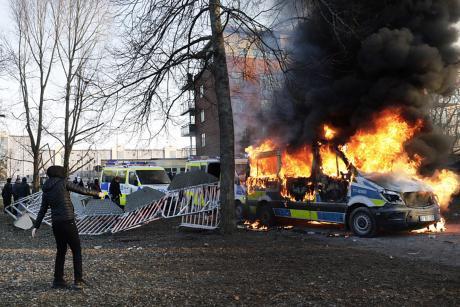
[
  {"left": 209, "top": 0, "right": 235, "bottom": 234},
  {"left": 63, "top": 145, "right": 72, "bottom": 178},
  {"left": 32, "top": 151, "right": 40, "bottom": 193}
]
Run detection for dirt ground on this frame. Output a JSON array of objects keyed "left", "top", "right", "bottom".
[{"left": 0, "top": 212, "right": 459, "bottom": 306}]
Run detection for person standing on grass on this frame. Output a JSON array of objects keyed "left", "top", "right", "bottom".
[
  {"left": 18, "top": 177, "right": 30, "bottom": 199},
  {"left": 31, "top": 165, "right": 103, "bottom": 290},
  {"left": 2, "top": 178, "right": 13, "bottom": 214},
  {"left": 12, "top": 177, "right": 21, "bottom": 202}
]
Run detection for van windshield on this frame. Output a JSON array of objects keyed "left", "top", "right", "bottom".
[{"left": 136, "top": 170, "right": 171, "bottom": 184}]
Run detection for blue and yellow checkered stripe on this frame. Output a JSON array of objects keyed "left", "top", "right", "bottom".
[{"left": 273, "top": 208, "right": 345, "bottom": 223}]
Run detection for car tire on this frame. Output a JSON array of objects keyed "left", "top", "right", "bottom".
[
  {"left": 235, "top": 200, "right": 245, "bottom": 221},
  {"left": 349, "top": 207, "right": 377, "bottom": 237},
  {"left": 258, "top": 205, "right": 275, "bottom": 227}
]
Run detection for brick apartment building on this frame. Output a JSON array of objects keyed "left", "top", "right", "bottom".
[{"left": 181, "top": 28, "right": 285, "bottom": 157}]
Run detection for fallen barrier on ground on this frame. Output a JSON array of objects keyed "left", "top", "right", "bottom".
[{"left": 5, "top": 183, "right": 220, "bottom": 235}]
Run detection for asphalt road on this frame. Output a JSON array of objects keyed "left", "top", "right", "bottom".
[{"left": 287, "top": 220, "right": 460, "bottom": 267}]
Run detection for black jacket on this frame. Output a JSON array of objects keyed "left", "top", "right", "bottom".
[
  {"left": 12, "top": 182, "right": 21, "bottom": 201},
  {"left": 2, "top": 183, "right": 13, "bottom": 204},
  {"left": 17, "top": 182, "right": 31, "bottom": 199},
  {"left": 109, "top": 180, "right": 121, "bottom": 197},
  {"left": 34, "top": 178, "right": 99, "bottom": 228}
]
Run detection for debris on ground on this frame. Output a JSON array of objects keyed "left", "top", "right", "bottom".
[{"left": 1, "top": 214, "right": 459, "bottom": 306}]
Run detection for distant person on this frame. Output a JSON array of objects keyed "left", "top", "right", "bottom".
[
  {"left": 73, "top": 177, "right": 78, "bottom": 184},
  {"left": 109, "top": 176, "right": 122, "bottom": 209},
  {"left": 90, "top": 178, "right": 102, "bottom": 198},
  {"left": 31, "top": 165, "right": 104, "bottom": 290},
  {"left": 2, "top": 178, "right": 13, "bottom": 214},
  {"left": 78, "top": 178, "right": 84, "bottom": 187},
  {"left": 91, "top": 178, "right": 102, "bottom": 192},
  {"left": 18, "top": 177, "right": 31, "bottom": 200},
  {"left": 12, "top": 177, "right": 21, "bottom": 202}
]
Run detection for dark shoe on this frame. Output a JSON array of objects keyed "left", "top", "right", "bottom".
[
  {"left": 52, "top": 280, "right": 68, "bottom": 289},
  {"left": 72, "top": 279, "right": 90, "bottom": 291}
]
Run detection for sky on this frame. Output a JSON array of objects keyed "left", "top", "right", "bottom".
[
  {"left": 0, "top": 0, "right": 190, "bottom": 151},
  {"left": 0, "top": 0, "right": 459, "bottom": 153}
]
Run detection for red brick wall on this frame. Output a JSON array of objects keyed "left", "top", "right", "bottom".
[{"left": 193, "top": 56, "right": 280, "bottom": 156}]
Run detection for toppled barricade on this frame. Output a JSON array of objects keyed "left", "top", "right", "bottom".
[{"left": 6, "top": 183, "right": 220, "bottom": 235}]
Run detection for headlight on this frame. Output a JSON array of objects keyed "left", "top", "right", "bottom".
[{"left": 381, "top": 190, "right": 404, "bottom": 204}]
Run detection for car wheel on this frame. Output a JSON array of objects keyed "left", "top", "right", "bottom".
[
  {"left": 349, "top": 207, "right": 377, "bottom": 237},
  {"left": 235, "top": 200, "right": 245, "bottom": 221},
  {"left": 258, "top": 205, "right": 275, "bottom": 227}
]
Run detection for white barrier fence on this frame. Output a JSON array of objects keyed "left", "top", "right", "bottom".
[{"left": 5, "top": 183, "right": 220, "bottom": 235}]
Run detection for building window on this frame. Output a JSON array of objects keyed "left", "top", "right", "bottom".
[
  {"left": 261, "top": 99, "right": 271, "bottom": 112},
  {"left": 199, "top": 84, "right": 204, "bottom": 98},
  {"left": 200, "top": 109, "right": 205, "bottom": 122},
  {"left": 201, "top": 133, "right": 206, "bottom": 147},
  {"left": 230, "top": 71, "right": 243, "bottom": 85}
]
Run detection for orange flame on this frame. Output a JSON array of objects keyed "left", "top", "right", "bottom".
[
  {"left": 245, "top": 141, "right": 314, "bottom": 200},
  {"left": 319, "top": 145, "right": 348, "bottom": 178},
  {"left": 342, "top": 108, "right": 422, "bottom": 174},
  {"left": 324, "top": 125, "right": 336, "bottom": 140},
  {"left": 412, "top": 217, "right": 446, "bottom": 233},
  {"left": 342, "top": 108, "right": 459, "bottom": 210},
  {"left": 245, "top": 108, "right": 459, "bottom": 212}
]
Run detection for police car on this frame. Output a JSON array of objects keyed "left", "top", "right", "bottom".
[
  {"left": 100, "top": 161, "right": 171, "bottom": 205},
  {"left": 244, "top": 145, "right": 441, "bottom": 237}
]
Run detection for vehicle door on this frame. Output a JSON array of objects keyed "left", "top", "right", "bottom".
[
  {"left": 128, "top": 170, "right": 140, "bottom": 193},
  {"left": 117, "top": 170, "right": 129, "bottom": 195},
  {"left": 313, "top": 145, "right": 350, "bottom": 223},
  {"left": 100, "top": 169, "right": 116, "bottom": 194}
]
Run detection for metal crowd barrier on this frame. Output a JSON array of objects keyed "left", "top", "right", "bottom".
[{"left": 6, "top": 183, "right": 221, "bottom": 235}]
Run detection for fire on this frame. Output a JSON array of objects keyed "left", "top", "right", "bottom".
[
  {"left": 412, "top": 217, "right": 446, "bottom": 233},
  {"left": 245, "top": 108, "right": 460, "bottom": 212},
  {"left": 244, "top": 220, "right": 268, "bottom": 231},
  {"left": 323, "top": 125, "right": 336, "bottom": 140},
  {"left": 245, "top": 140, "right": 314, "bottom": 200},
  {"left": 245, "top": 139, "right": 277, "bottom": 178},
  {"left": 342, "top": 108, "right": 422, "bottom": 174},
  {"left": 422, "top": 170, "right": 459, "bottom": 209},
  {"left": 319, "top": 145, "right": 348, "bottom": 178},
  {"left": 342, "top": 108, "right": 459, "bottom": 210}
]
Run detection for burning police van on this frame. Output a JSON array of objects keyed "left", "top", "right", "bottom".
[{"left": 242, "top": 143, "right": 441, "bottom": 237}]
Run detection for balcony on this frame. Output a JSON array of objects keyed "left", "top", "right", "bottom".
[
  {"left": 181, "top": 123, "right": 196, "bottom": 137},
  {"left": 180, "top": 100, "right": 196, "bottom": 116}
]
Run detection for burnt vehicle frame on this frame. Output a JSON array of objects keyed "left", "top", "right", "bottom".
[{"left": 242, "top": 143, "right": 441, "bottom": 237}]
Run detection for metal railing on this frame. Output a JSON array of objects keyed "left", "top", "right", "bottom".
[{"left": 6, "top": 183, "right": 221, "bottom": 235}]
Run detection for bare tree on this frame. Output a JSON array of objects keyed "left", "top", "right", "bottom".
[
  {"left": 112, "top": 0, "right": 285, "bottom": 233},
  {"left": 50, "top": 0, "right": 108, "bottom": 176},
  {"left": 430, "top": 89, "right": 460, "bottom": 154},
  {"left": 6, "top": 0, "right": 58, "bottom": 192}
]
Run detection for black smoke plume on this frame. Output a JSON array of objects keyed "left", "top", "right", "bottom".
[{"left": 267, "top": 0, "right": 460, "bottom": 175}]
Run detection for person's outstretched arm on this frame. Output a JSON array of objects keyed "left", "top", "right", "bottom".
[
  {"left": 33, "top": 196, "right": 49, "bottom": 230},
  {"left": 66, "top": 181, "right": 102, "bottom": 198}
]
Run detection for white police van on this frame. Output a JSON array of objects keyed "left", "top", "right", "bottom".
[{"left": 100, "top": 161, "right": 171, "bottom": 205}]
